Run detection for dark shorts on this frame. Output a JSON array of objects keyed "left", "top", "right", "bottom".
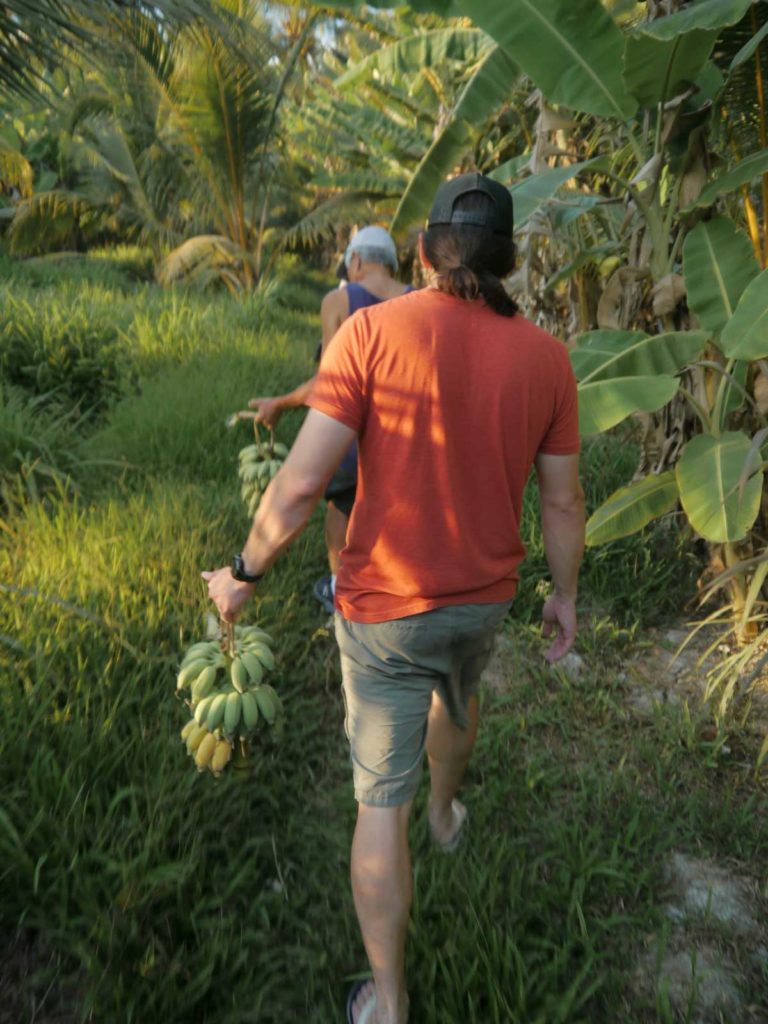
[
  {"left": 324, "top": 441, "right": 357, "bottom": 517},
  {"left": 335, "top": 601, "right": 512, "bottom": 807}
]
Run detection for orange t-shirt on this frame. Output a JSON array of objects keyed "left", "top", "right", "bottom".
[{"left": 307, "top": 288, "right": 579, "bottom": 623}]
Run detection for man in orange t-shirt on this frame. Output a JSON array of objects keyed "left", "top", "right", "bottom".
[{"left": 203, "top": 173, "right": 585, "bottom": 1024}]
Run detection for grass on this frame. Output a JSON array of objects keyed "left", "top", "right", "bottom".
[{"left": 1, "top": 252, "right": 766, "bottom": 1023}]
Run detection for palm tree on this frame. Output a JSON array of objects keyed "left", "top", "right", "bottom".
[{"left": 4, "top": 2, "right": 318, "bottom": 288}]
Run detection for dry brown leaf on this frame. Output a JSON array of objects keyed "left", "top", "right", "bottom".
[
  {"left": 754, "top": 368, "right": 768, "bottom": 416},
  {"left": 651, "top": 273, "right": 686, "bottom": 316},
  {"left": 537, "top": 105, "right": 575, "bottom": 133},
  {"left": 596, "top": 267, "right": 647, "bottom": 329}
]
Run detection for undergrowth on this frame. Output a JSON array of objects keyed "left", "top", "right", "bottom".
[{"left": 0, "top": 252, "right": 765, "bottom": 1023}]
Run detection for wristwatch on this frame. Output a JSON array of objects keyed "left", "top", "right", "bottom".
[{"left": 231, "top": 553, "right": 264, "bottom": 584}]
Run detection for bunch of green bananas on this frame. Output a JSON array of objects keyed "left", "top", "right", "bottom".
[
  {"left": 176, "top": 625, "right": 284, "bottom": 775},
  {"left": 238, "top": 440, "right": 289, "bottom": 517}
]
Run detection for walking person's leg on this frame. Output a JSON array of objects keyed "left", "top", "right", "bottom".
[
  {"left": 348, "top": 801, "right": 413, "bottom": 1024},
  {"left": 426, "top": 692, "right": 477, "bottom": 847}
]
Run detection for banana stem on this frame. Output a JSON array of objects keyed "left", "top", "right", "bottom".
[{"left": 220, "top": 618, "right": 235, "bottom": 659}]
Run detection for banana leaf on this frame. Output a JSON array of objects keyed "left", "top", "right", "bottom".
[
  {"left": 720, "top": 269, "right": 768, "bottom": 361},
  {"left": 455, "top": 0, "right": 636, "bottom": 119},
  {"left": 571, "top": 329, "right": 708, "bottom": 383},
  {"left": 390, "top": 45, "right": 519, "bottom": 235},
  {"left": 676, "top": 431, "right": 763, "bottom": 542},
  {"left": 511, "top": 158, "right": 607, "bottom": 229},
  {"left": 682, "top": 217, "right": 759, "bottom": 335},
  {"left": 729, "top": 18, "right": 768, "bottom": 73},
  {"left": 683, "top": 147, "right": 768, "bottom": 210},
  {"left": 623, "top": 29, "right": 718, "bottom": 107},
  {"left": 586, "top": 471, "right": 679, "bottom": 546},
  {"left": 638, "top": 0, "right": 754, "bottom": 39},
  {"left": 577, "top": 375, "right": 679, "bottom": 436},
  {"left": 336, "top": 29, "right": 491, "bottom": 88}
]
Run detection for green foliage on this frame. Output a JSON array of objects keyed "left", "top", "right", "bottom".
[
  {"left": 11, "top": 270, "right": 764, "bottom": 1024},
  {"left": 622, "top": 28, "right": 718, "bottom": 107},
  {"left": 0, "top": 291, "right": 131, "bottom": 416},
  {"left": 0, "top": 385, "right": 87, "bottom": 504},
  {"left": 639, "top": 0, "right": 753, "bottom": 39},
  {"left": 720, "top": 268, "right": 768, "bottom": 360},
  {"left": 682, "top": 218, "right": 759, "bottom": 334},
  {"left": 585, "top": 471, "right": 679, "bottom": 546},
  {"left": 572, "top": 329, "right": 708, "bottom": 382},
  {"left": 577, "top": 376, "right": 680, "bottom": 437},
  {"left": 676, "top": 432, "right": 763, "bottom": 543},
  {"left": 390, "top": 43, "right": 519, "bottom": 234},
  {"left": 455, "top": 0, "right": 637, "bottom": 119},
  {"left": 684, "top": 147, "right": 768, "bottom": 210}
]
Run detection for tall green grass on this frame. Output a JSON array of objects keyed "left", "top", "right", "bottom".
[{"left": 1, "top": 253, "right": 765, "bottom": 1022}]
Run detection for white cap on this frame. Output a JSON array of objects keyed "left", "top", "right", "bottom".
[{"left": 344, "top": 226, "right": 398, "bottom": 272}]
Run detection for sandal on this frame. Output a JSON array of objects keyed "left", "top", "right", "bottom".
[
  {"left": 346, "top": 979, "right": 377, "bottom": 1024},
  {"left": 429, "top": 799, "right": 468, "bottom": 853}
]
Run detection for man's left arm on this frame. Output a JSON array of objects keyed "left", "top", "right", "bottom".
[{"left": 202, "top": 410, "right": 356, "bottom": 620}]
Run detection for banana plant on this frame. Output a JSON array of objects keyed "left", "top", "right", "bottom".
[{"left": 329, "top": 0, "right": 768, "bottom": 645}]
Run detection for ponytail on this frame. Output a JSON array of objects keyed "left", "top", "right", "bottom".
[
  {"left": 435, "top": 263, "right": 517, "bottom": 317},
  {"left": 424, "top": 192, "right": 518, "bottom": 318}
]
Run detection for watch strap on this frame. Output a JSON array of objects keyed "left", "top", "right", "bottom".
[{"left": 231, "top": 553, "right": 264, "bottom": 584}]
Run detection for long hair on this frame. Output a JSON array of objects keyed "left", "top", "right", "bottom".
[{"left": 423, "top": 191, "right": 517, "bottom": 317}]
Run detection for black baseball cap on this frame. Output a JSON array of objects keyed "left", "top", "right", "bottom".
[{"left": 427, "top": 172, "right": 514, "bottom": 237}]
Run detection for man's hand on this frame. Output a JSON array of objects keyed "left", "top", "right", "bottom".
[
  {"left": 201, "top": 567, "right": 255, "bottom": 622},
  {"left": 541, "top": 594, "right": 577, "bottom": 663},
  {"left": 248, "top": 396, "right": 284, "bottom": 429}
]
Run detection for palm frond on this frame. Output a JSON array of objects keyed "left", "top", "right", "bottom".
[
  {"left": 0, "top": 0, "right": 223, "bottom": 96},
  {"left": 335, "top": 28, "right": 491, "bottom": 88},
  {"left": 281, "top": 190, "right": 393, "bottom": 250},
  {"left": 0, "top": 142, "right": 34, "bottom": 198},
  {"left": 157, "top": 234, "right": 253, "bottom": 288},
  {"left": 7, "top": 190, "right": 101, "bottom": 255}
]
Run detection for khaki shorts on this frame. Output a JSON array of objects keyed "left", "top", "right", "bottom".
[{"left": 335, "top": 602, "right": 511, "bottom": 807}]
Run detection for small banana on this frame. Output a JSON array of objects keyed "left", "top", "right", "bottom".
[
  {"left": 238, "top": 626, "right": 274, "bottom": 646},
  {"left": 230, "top": 658, "right": 248, "bottom": 694},
  {"left": 177, "top": 658, "right": 208, "bottom": 690},
  {"left": 254, "top": 684, "right": 280, "bottom": 726},
  {"left": 240, "top": 651, "right": 263, "bottom": 686},
  {"left": 195, "top": 731, "right": 217, "bottom": 770},
  {"left": 191, "top": 664, "right": 217, "bottom": 703},
  {"left": 240, "top": 691, "right": 260, "bottom": 732},
  {"left": 186, "top": 723, "right": 208, "bottom": 754},
  {"left": 224, "top": 691, "right": 242, "bottom": 735},
  {"left": 247, "top": 641, "right": 275, "bottom": 672},
  {"left": 206, "top": 692, "right": 228, "bottom": 731},
  {"left": 181, "top": 642, "right": 215, "bottom": 665},
  {"left": 239, "top": 444, "right": 260, "bottom": 462},
  {"left": 180, "top": 719, "right": 197, "bottom": 742},
  {"left": 211, "top": 739, "right": 233, "bottom": 774},
  {"left": 194, "top": 693, "right": 215, "bottom": 726}
]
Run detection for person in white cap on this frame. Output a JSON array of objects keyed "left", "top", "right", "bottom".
[{"left": 249, "top": 226, "right": 413, "bottom": 614}]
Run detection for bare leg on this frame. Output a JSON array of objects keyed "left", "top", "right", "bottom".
[
  {"left": 350, "top": 801, "right": 412, "bottom": 1024},
  {"left": 324, "top": 501, "right": 349, "bottom": 575},
  {"left": 426, "top": 692, "right": 478, "bottom": 844}
]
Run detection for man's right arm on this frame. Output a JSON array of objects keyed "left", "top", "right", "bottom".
[{"left": 534, "top": 452, "right": 585, "bottom": 662}]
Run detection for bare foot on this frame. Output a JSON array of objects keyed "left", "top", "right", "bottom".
[{"left": 427, "top": 798, "right": 467, "bottom": 851}]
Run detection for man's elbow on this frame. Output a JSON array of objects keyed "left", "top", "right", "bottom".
[
  {"left": 275, "top": 466, "right": 326, "bottom": 506},
  {"left": 540, "top": 484, "right": 585, "bottom": 516}
]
